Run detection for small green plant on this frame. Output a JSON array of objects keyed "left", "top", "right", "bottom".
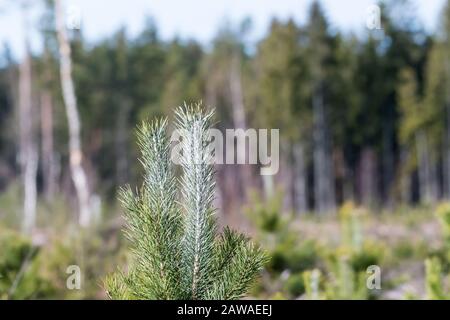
[
  {"left": 303, "top": 269, "right": 323, "bottom": 300},
  {"left": 436, "top": 202, "right": 450, "bottom": 251},
  {"left": 325, "top": 248, "right": 368, "bottom": 300},
  {"left": 0, "top": 226, "right": 51, "bottom": 299},
  {"left": 105, "top": 104, "right": 267, "bottom": 300},
  {"left": 425, "top": 257, "right": 448, "bottom": 300},
  {"left": 0, "top": 227, "right": 35, "bottom": 299},
  {"left": 283, "top": 272, "right": 305, "bottom": 298},
  {"left": 323, "top": 203, "right": 381, "bottom": 300},
  {"left": 267, "top": 238, "right": 320, "bottom": 274},
  {"left": 339, "top": 201, "right": 364, "bottom": 251},
  {"left": 245, "top": 190, "right": 285, "bottom": 234}
]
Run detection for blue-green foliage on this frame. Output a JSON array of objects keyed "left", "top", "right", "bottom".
[{"left": 105, "top": 104, "right": 268, "bottom": 300}]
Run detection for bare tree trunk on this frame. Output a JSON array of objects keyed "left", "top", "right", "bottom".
[
  {"left": 229, "top": 53, "right": 247, "bottom": 131},
  {"left": 205, "top": 83, "right": 227, "bottom": 221},
  {"left": 442, "top": 82, "right": 450, "bottom": 200},
  {"left": 40, "top": 90, "right": 57, "bottom": 200},
  {"left": 278, "top": 146, "right": 294, "bottom": 211},
  {"left": 382, "top": 108, "right": 395, "bottom": 208},
  {"left": 54, "top": 0, "right": 92, "bottom": 227},
  {"left": 444, "top": 35, "right": 450, "bottom": 200},
  {"left": 358, "top": 148, "right": 378, "bottom": 207},
  {"left": 313, "top": 87, "right": 335, "bottom": 214},
  {"left": 430, "top": 156, "right": 439, "bottom": 201},
  {"left": 444, "top": 105, "right": 450, "bottom": 200},
  {"left": 19, "top": 3, "right": 38, "bottom": 234},
  {"left": 293, "top": 143, "right": 307, "bottom": 214},
  {"left": 399, "top": 148, "right": 412, "bottom": 204},
  {"left": 341, "top": 148, "right": 355, "bottom": 203},
  {"left": 22, "top": 150, "right": 38, "bottom": 233},
  {"left": 416, "top": 131, "right": 437, "bottom": 204},
  {"left": 115, "top": 100, "right": 131, "bottom": 186},
  {"left": 229, "top": 50, "right": 252, "bottom": 204},
  {"left": 40, "top": 46, "right": 58, "bottom": 201}
]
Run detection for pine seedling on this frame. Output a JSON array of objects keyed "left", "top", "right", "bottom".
[
  {"left": 105, "top": 103, "right": 267, "bottom": 300},
  {"left": 425, "top": 257, "right": 447, "bottom": 300},
  {"left": 436, "top": 202, "right": 450, "bottom": 250},
  {"left": 303, "top": 269, "right": 323, "bottom": 300},
  {"left": 339, "top": 201, "right": 363, "bottom": 251}
]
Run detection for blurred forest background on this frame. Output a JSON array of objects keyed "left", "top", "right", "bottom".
[{"left": 2, "top": 0, "right": 450, "bottom": 299}]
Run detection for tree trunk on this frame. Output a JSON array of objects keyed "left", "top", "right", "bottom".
[
  {"left": 205, "top": 82, "right": 227, "bottom": 221},
  {"left": 358, "top": 148, "right": 378, "bottom": 207},
  {"left": 40, "top": 88, "right": 58, "bottom": 200},
  {"left": 229, "top": 53, "right": 247, "bottom": 132},
  {"left": 293, "top": 142, "right": 307, "bottom": 214},
  {"left": 278, "top": 145, "right": 294, "bottom": 212},
  {"left": 54, "top": 0, "right": 92, "bottom": 227},
  {"left": 382, "top": 110, "right": 395, "bottom": 208},
  {"left": 313, "top": 87, "right": 335, "bottom": 214},
  {"left": 416, "top": 131, "right": 437, "bottom": 204},
  {"left": 399, "top": 148, "right": 412, "bottom": 204},
  {"left": 19, "top": 3, "right": 38, "bottom": 234},
  {"left": 115, "top": 100, "right": 131, "bottom": 186},
  {"left": 229, "top": 50, "right": 252, "bottom": 205},
  {"left": 40, "top": 46, "right": 58, "bottom": 201},
  {"left": 444, "top": 104, "right": 450, "bottom": 200},
  {"left": 444, "top": 37, "right": 450, "bottom": 200}
]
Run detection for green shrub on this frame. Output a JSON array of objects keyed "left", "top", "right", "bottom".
[
  {"left": 325, "top": 251, "right": 369, "bottom": 300},
  {"left": 349, "top": 242, "right": 383, "bottom": 272},
  {"left": 245, "top": 190, "right": 285, "bottom": 234},
  {"left": 339, "top": 201, "right": 365, "bottom": 251},
  {"left": 436, "top": 203, "right": 450, "bottom": 251},
  {"left": 386, "top": 239, "right": 430, "bottom": 266},
  {"left": 303, "top": 269, "right": 323, "bottom": 299},
  {"left": 268, "top": 239, "right": 320, "bottom": 274},
  {"left": 425, "top": 257, "right": 448, "bottom": 300},
  {"left": 287, "top": 241, "right": 321, "bottom": 273},
  {"left": 283, "top": 272, "right": 305, "bottom": 298},
  {"left": 0, "top": 227, "right": 51, "bottom": 299}
]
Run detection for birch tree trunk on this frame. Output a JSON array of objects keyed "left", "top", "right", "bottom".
[
  {"left": 54, "top": 0, "right": 92, "bottom": 227},
  {"left": 19, "top": 3, "right": 38, "bottom": 234}
]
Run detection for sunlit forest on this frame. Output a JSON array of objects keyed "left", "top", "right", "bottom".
[{"left": 1, "top": 0, "right": 450, "bottom": 300}]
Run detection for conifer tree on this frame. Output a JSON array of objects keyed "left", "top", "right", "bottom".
[
  {"left": 306, "top": 1, "right": 336, "bottom": 214},
  {"left": 105, "top": 103, "right": 267, "bottom": 300}
]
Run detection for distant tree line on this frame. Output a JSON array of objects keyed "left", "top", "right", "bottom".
[{"left": 0, "top": 1, "right": 450, "bottom": 230}]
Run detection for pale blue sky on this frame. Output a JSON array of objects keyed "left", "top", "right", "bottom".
[{"left": 0, "top": 0, "right": 446, "bottom": 58}]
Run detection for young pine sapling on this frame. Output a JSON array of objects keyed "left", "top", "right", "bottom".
[{"left": 105, "top": 103, "right": 267, "bottom": 300}]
